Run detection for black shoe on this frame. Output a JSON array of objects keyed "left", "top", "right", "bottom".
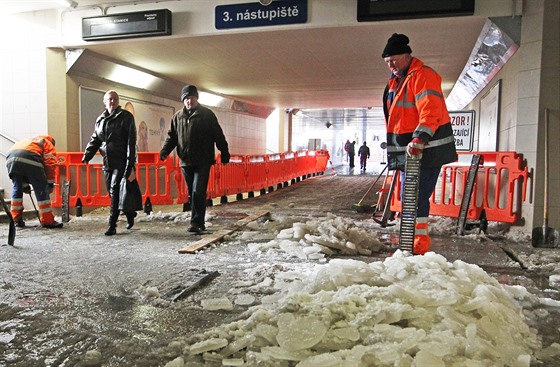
[
  {"left": 15, "top": 220, "right": 25, "bottom": 228},
  {"left": 188, "top": 224, "right": 203, "bottom": 234},
  {"left": 105, "top": 226, "right": 116, "bottom": 236},
  {"left": 126, "top": 212, "right": 137, "bottom": 230},
  {"left": 43, "top": 221, "right": 63, "bottom": 229}
]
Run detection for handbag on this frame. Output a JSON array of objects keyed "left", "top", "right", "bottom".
[{"left": 119, "top": 178, "right": 143, "bottom": 212}]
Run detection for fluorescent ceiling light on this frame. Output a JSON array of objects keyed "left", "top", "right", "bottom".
[
  {"left": 199, "top": 91, "right": 226, "bottom": 108},
  {"left": 107, "top": 65, "right": 157, "bottom": 90}
]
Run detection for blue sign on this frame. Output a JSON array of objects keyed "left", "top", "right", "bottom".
[{"left": 215, "top": 0, "right": 307, "bottom": 30}]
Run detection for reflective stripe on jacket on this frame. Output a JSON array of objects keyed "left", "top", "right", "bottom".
[
  {"left": 383, "top": 57, "right": 457, "bottom": 170},
  {"left": 6, "top": 135, "right": 57, "bottom": 183}
]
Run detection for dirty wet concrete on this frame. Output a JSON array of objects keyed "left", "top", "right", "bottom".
[{"left": 1, "top": 165, "right": 560, "bottom": 366}]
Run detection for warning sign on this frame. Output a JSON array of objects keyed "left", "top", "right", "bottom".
[{"left": 450, "top": 110, "right": 475, "bottom": 152}]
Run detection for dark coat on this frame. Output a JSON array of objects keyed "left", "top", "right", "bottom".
[
  {"left": 83, "top": 106, "right": 137, "bottom": 175},
  {"left": 358, "top": 145, "right": 370, "bottom": 157},
  {"left": 160, "top": 105, "right": 230, "bottom": 167}
]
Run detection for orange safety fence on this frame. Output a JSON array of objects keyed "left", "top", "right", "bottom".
[
  {"left": 266, "top": 153, "right": 285, "bottom": 191},
  {"left": 389, "top": 151, "right": 529, "bottom": 223},
  {"left": 51, "top": 150, "right": 330, "bottom": 208}
]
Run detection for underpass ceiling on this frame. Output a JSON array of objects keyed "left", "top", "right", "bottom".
[{"left": 4, "top": 0, "right": 517, "bottom": 116}]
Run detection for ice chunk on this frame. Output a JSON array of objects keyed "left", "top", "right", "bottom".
[
  {"left": 259, "top": 346, "right": 314, "bottom": 361},
  {"left": 414, "top": 350, "right": 445, "bottom": 367},
  {"left": 201, "top": 297, "right": 234, "bottom": 311},
  {"left": 331, "top": 326, "right": 360, "bottom": 341},
  {"left": 222, "top": 358, "right": 245, "bottom": 366},
  {"left": 296, "top": 353, "right": 343, "bottom": 367},
  {"left": 254, "top": 324, "right": 278, "bottom": 345},
  {"left": 163, "top": 357, "right": 185, "bottom": 367},
  {"left": 277, "top": 228, "right": 294, "bottom": 239},
  {"left": 292, "top": 223, "right": 307, "bottom": 239},
  {"left": 221, "top": 335, "right": 256, "bottom": 357},
  {"left": 276, "top": 313, "right": 328, "bottom": 351},
  {"left": 235, "top": 294, "right": 256, "bottom": 306},
  {"left": 189, "top": 338, "right": 228, "bottom": 354},
  {"left": 278, "top": 240, "right": 308, "bottom": 259}
]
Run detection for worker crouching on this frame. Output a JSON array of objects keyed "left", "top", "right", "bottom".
[{"left": 5, "top": 135, "right": 63, "bottom": 229}]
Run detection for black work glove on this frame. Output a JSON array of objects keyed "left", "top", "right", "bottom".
[
  {"left": 221, "top": 154, "right": 230, "bottom": 164},
  {"left": 160, "top": 152, "right": 167, "bottom": 161},
  {"left": 81, "top": 156, "right": 88, "bottom": 164}
]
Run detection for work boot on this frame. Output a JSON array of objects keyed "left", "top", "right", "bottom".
[
  {"left": 105, "top": 226, "right": 117, "bottom": 236},
  {"left": 188, "top": 223, "right": 204, "bottom": 234},
  {"left": 15, "top": 219, "right": 26, "bottom": 228},
  {"left": 413, "top": 234, "right": 431, "bottom": 255},
  {"left": 43, "top": 221, "right": 63, "bottom": 229},
  {"left": 413, "top": 217, "right": 430, "bottom": 255},
  {"left": 106, "top": 209, "right": 119, "bottom": 235},
  {"left": 126, "top": 212, "right": 137, "bottom": 230}
]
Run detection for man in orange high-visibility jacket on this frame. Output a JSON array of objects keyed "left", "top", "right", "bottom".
[
  {"left": 5, "top": 135, "right": 63, "bottom": 228},
  {"left": 381, "top": 33, "right": 457, "bottom": 255}
]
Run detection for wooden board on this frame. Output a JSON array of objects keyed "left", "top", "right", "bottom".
[
  {"left": 162, "top": 269, "right": 220, "bottom": 302},
  {"left": 178, "top": 211, "right": 269, "bottom": 254}
]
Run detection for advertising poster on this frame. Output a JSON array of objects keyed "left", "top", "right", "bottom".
[{"left": 80, "top": 87, "right": 175, "bottom": 152}]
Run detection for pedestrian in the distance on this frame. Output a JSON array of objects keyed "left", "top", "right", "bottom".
[
  {"left": 82, "top": 90, "right": 138, "bottom": 236},
  {"left": 344, "top": 139, "right": 351, "bottom": 162},
  {"left": 160, "top": 85, "right": 230, "bottom": 234},
  {"left": 5, "top": 135, "right": 63, "bottom": 228},
  {"left": 358, "top": 141, "right": 370, "bottom": 171},
  {"left": 381, "top": 33, "right": 457, "bottom": 254},
  {"left": 348, "top": 141, "right": 356, "bottom": 168}
]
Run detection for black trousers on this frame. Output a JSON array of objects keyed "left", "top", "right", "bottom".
[
  {"left": 104, "top": 168, "right": 135, "bottom": 227},
  {"left": 181, "top": 164, "right": 211, "bottom": 228}
]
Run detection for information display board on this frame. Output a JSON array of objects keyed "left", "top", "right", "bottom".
[{"left": 82, "top": 9, "right": 171, "bottom": 41}]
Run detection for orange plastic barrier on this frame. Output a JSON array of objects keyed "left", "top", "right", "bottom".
[
  {"left": 245, "top": 155, "right": 268, "bottom": 194},
  {"left": 390, "top": 151, "right": 529, "bottom": 223},
  {"left": 215, "top": 154, "right": 246, "bottom": 198},
  {"left": 266, "top": 153, "right": 284, "bottom": 191},
  {"left": 51, "top": 150, "right": 330, "bottom": 208},
  {"left": 314, "top": 150, "right": 330, "bottom": 177}
]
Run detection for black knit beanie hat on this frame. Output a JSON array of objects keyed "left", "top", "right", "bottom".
[
  {"left": 181, "top": 85, "right": 199, "bottom": 101},
  {"left": 381, "top": 33, "right": 412, "bottom": 57}
]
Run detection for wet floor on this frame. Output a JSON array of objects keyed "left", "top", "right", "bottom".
[{"left": 1, "top": 163, "right": 560, "bottom": 366}]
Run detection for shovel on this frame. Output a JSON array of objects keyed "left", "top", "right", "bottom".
[{"left": 532, "top": 108, "right": 559, "bottom": 248}]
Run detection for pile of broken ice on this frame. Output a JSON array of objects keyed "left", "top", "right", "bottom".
[
  {"left": 245, "top": 213, "right": 386, "bottom": 258},
  {"left": 169, "top": 251, "right": 543, "bottom": 366}
]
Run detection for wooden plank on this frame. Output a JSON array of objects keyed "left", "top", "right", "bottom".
[
  {"left": 178, "top": 229, "right": 233, "bottom": 254},
  {"left": 233, "top": 210, "right": 270, "bottom": 227},
  {"left": 178, "top": 211, "right": 269, "bottom": 254},
  {"left": 162, "top": 269, "right": 220, "bottom": 302}
]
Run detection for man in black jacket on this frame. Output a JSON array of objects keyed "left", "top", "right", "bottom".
[
  {"left": 160, "top": 85, "right": 230, "bottom": 234},
  {"left": 82, "top": 90, "right": 138, "bottom": 236}
]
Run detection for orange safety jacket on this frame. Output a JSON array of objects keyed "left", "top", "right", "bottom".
[
  {"left": 6, "top": 135, "right": 58, "bottom": 184},
  {"left": 383, "top": 57, "right": 457, "bottom": 170}
]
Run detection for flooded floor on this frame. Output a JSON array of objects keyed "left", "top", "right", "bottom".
[{"left": 1, "top": 166, "right": 560, "bottom": 366}]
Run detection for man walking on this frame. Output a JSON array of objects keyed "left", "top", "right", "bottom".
[
  {"left": 381, "top": 33, "right": 457, "bottom": 254},
  {"left": 160, "top": 85, "right": 230, "bottom": 234},
  {"left": 358, "top": 141, "right": 370, "bottom": 171}
]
